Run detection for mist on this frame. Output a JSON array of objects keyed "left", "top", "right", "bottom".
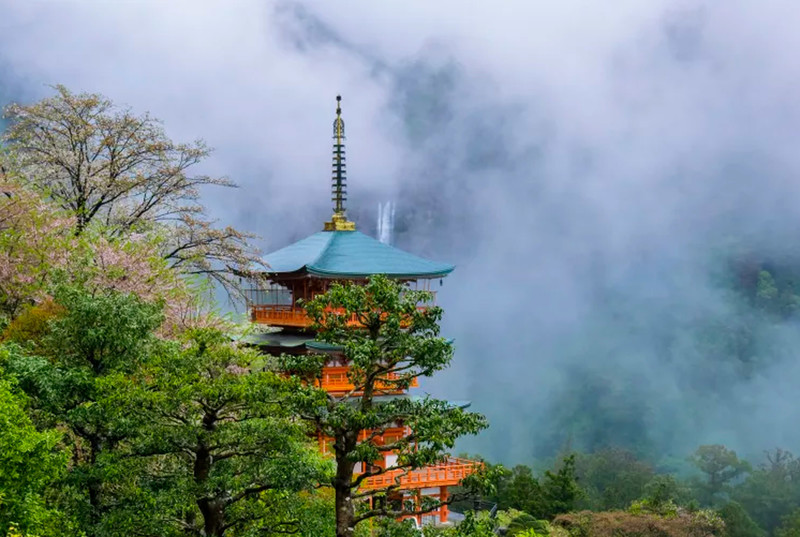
[{"left": 3, "top": 0, "right": 800, "bottom": 465}]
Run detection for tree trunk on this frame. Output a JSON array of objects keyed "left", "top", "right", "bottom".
[
  {"left": 334, "top": 442, "right": 357, "bottom": 537},
  {"left": 335, "top": 482, "right": 355, "bottom": 537},
  {"left": 198, "top": 497, "right": 225, "bottom": 537},
  {"left": 195, "top": 410, "right": 225, "bottom": 536}
]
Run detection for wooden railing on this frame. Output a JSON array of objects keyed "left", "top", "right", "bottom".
[
  {"left": 250, "top": 305, "right": 309, "bottom": 327},
  {"left": 251, "top": 305, "right": 367, "bottom": 328},
  {"left": 319, "top": 366, "right": 418, "bottom": 394},
  {"left": 249, "top": 304, "right": 430, "bottom": 329},
  {"left": 360, "top": 458, "right": 481, "bottom": 490}
]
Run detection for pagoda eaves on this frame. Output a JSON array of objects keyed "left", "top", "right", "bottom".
[{"left": 260, "top": 230, "right": 454, "bottom": 280}]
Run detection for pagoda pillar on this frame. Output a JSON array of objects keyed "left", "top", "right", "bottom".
[{"left": 440, "top": 486, "right": 449, "bottom": 523}]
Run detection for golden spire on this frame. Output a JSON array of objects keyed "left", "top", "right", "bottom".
[{"left": 324, "top": 95, "right": 356, "bottom": 231}]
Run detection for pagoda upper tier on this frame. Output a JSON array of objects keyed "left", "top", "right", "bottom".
[
  {"left": 247, "top": 95, "right": 453, "bottom": 330},
  {"left": 261, "top": 230, "right": 454, "bottom": 280}
]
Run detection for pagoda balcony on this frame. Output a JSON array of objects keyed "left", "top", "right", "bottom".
[
  {"left": 319, "top": 366, "right": 418, "bottom": 394},
  {"left": 250, "top": 304, "right": 311, "bottom": 327},
  {"left": 359, "top": 457, "right": 481, "bottom": 491},
  {"left": 249, "top": 302, "right": 434, "bottom": 329}
]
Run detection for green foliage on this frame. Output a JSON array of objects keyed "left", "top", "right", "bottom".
[
  {"left": 541, "top": 455, "right": 583, "bottom": 518},
  {"left": 775, "top": 507, "right": 800, "bottom": 537},
  {"left": 42, "top": 284, "right": 164, "bottom": 374},
  {"left": 371, "top": 518, "right": 421, "bottom": 537},
  {"left": 689, "top": 445, "right": 750, "bottom": 506},
  {"left": 127, "top": 328, "right": 331, "bottom": 537},
  {"left": 0, "top": 376, "right": 69, "bottom": 536},
  {"left": 493, "top": 455, "right": 581, "bottom": 520},
  {"left": 641, "top": 475, "right": 692, "bottom": 509},
  {"left": 575, "top": 448, "right": 654, "bottom": 511},
  {"left": 497, "top": 509, "right": 551, "bottom": 536},
  {"left": 731, "top": 449, "right": 800, "bottom": 534},
  {"left": 496, "top": 466, "right": 544, "bottom": 515},
  {"left": 4, "top": 285, "right": 165, "bottom": 535},
  {"left": 1, "top": 300, "right": 64, "bottom": 348},
  {"left": 423, "top": 511, "right": 496, "bottom": 537},
  {"left": 717, "top": 502, "right": 765, "bottom": 537},
  {"left": 285, "top": 275, "right": 489, "bottom": 535},
  {"left": 629, "top": 498, "right": 679, "bottom": 518}
]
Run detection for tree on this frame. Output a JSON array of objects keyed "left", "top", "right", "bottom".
[
  {"left": 717, "top": 502, "right": 765, "bottom": 537},
  {"left": 127, "top": 329, "right": 330, "bottom": 537},
  {"left": 732, "top": 449, "right": 800, "bottom": 534},
  {"left": 689, "top": 445, "right": 750, "bottom": 505},
  {"left": 0, "top": 373, "right": 69, "bottom": 536},
  {"left": 492, "top": 455, "right": 580, "bottom": 521},
  {"left": 284, "top": 275, "right": 489, "bottom": 537},
  {"left": 6, "top": 285, "right": 164, "bottom": 536},
  {"left": 776, "top": 507, "right": 800, "bottom": 537},
  {"left": 495, "top": 465, "right": 544, "bottom": 516},
  {"left": 540, "top": 454, "right": 582, "bottom": 518},
  {"left": 0, "top": 173, "right": 201, "bottom": 330},
  {"left": 2, "top": 85, "right": 264, "bottom": 297},
  {"left": 0, "top": 175, "right": 72, "bottom": 316},
  {"left": 641, "top": 475, "right": 692, "bottom": 509},
  {"left": 574, "top": 448, "right": 655, "bottom": 511}
]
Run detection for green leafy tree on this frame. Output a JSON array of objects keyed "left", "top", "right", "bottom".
[
  {"left": 6, "top": 285, "right": 163, "bottom": 536},
  {"left": 689, "top": 445, "right": 750, "bottom": 505},
  {"left": 641, "top": 475, "right": 692, "bottom": 509},
  {"left": 718, "top": 502, "right": 765, "bottom": 537},
  {"left": 540, "top": 454, "right": 582, "bottom": 517},
  {"left": 776, "top": 507, "right": 800, "bottom": 537},
  {"left": 127, "top": 329, "right": 330, "bottom": 537},
  {"left": 496, "top": 465, "right": 544, "bottom": 516},
  {"left": 284, "top": 275, "right": 489, "bottom": 537},
  {"left": 492, "top": 455, "right": 580, "bottom": 520},
  {"left": 732, "top": 448, "right": 800, "bottom": 534},
  {"left": 575, "top": 448, "right": 654, "bottom": 510},
  {"left": 0, "top": 373, "right": 70, "bottom": 536}
]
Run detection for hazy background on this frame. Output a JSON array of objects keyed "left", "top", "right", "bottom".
[{"left": 3, "top": 0, "right": 800, "bottom": 466}]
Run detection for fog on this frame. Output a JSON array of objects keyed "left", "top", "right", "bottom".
[{"left": 3, "top": 0, "right": 800, "bottom": 464}]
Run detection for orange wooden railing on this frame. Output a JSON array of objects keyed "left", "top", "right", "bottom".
[
  {"left": 250, "top": 304, "right": 430, "bottom": 328},
  {"left": 360, "top": 458, "right": 481, "bottom": 490},
  {"left": 319, "top": 366, "right": 418, "bottom": 393},
  {"left": 250, "top": 305, "right": 309, "bottom": 327}
]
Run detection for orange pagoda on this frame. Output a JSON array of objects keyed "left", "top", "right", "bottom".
[{"left": 246, "top": 96, "right": 478, "bottom": 526}]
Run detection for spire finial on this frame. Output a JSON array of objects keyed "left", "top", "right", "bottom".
[{"left": 324, "top": 95, "right": 356, "bottom": 231}]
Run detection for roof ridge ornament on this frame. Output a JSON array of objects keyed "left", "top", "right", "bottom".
[{"left": 324, "top": 95, "right": 356, "bottom": 231}]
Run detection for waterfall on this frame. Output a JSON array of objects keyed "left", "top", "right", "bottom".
[{"left": 377, "top": 201, "right": 395, "bottom": 245}]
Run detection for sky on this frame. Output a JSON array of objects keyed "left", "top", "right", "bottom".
[{"left": 3, "top": 0, "right": 800, "bottom": 464}]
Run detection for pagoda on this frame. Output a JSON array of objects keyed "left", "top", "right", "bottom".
[{"left": 246, "top": 96, "right": 477, "bottom": 526}]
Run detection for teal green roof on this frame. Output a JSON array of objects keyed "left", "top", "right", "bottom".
[{"left": 262, "top": 230, "right": 454, "bottom": 279}]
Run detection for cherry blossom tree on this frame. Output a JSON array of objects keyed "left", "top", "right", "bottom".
[
  {"left": 0, "top": 172, "right": 215, "bottom": 332},
  {"left": 2, "top": 86, "right": 265, "bottom": 298}
]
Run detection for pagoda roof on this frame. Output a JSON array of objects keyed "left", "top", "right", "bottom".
[{"left": 261, "top": 230, "right": 454, "bottom": 279}]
